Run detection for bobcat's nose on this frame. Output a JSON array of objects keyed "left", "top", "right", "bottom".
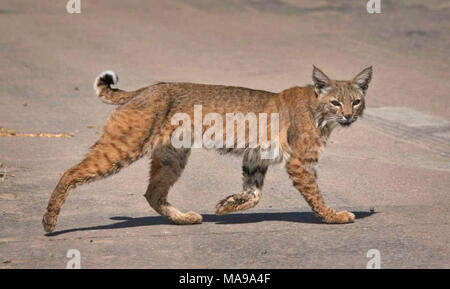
[{"left": 344, "top": 114, "right": 352, "bottom": 120}]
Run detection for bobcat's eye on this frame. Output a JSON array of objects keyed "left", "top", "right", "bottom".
[
  {"left": 331, "top": 100, "right": 341, "bottom": 106},
  {"left": 352, "top": 99, "right": 361, "bottom": 106}
]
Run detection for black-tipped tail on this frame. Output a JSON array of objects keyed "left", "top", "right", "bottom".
[
  {"left": 93, "top": 71, "right": 142, "bottom": 105},
  {"left": 94, "top": 70, "right": 119, "bottom": 97}
]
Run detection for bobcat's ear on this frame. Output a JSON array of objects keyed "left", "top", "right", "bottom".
[
  {"left": 353, "top": 66, "right": 373, "bottom": 94},
  {"left": 312, "top": 65, "right": 332, "bottom": 95}
]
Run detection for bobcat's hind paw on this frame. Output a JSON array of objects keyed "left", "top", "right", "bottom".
[
  {"left": 42, "top": 212, "right": 57, "bottom": 233},
  {"left": 323, "top": 210, "right": 355, "bottom": 224},
  {"left": 170, "top": 211, "right": 203, "bottom": 225}
]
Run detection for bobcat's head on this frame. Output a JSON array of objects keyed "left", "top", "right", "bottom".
[{"left": 312, "top": 66, "right": 372, "bottom": 127}]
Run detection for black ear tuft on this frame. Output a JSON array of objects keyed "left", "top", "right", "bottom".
[
  {"left": 312, "top": 65, "right": 332, "bottom": 95},
  {"left": 353, "top": 66, "right": 373, "bottom": 93}
]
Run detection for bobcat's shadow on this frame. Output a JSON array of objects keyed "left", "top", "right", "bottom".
[{"left": 45, "top": 211, "right": 375, "bottom": 236}]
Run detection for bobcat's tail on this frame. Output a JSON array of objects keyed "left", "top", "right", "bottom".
[{"left": 93, "top": 70, "right": 142, "bottom": 105}]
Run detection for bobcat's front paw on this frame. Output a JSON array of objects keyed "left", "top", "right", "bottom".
[
  {"left": 215, "top": 194, "right": 248, "bottom": 215},
  {"left": 215, "top": 190, "right": 261, "bottom": 215},
  {"left": 323, "top": 210, "right": 355, "bottom": 224}
]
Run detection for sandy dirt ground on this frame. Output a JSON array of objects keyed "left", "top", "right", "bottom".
[{"left": 0, "top": 0, "right": 449, "bottom": 268}]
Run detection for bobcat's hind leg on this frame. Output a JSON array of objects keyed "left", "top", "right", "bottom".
[
  {"left": 215, "top": 151, "right": 268, "bottom": 215},
  {"left": 42, "top": 135, "right": 146, "bottom": 233},
  {"left": 42, "top": 109, "right": 154, "bottom": 233},
  {"left": 144, "top": 145, "right": 202, "bottom": 225}
]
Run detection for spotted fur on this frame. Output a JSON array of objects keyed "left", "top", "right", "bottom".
[{"left": 42, "top": 66, "right": 372, "bottom": 233}]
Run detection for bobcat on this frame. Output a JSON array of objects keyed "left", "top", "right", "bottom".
[{"left": 42, "top": 66, "right": 372, "bottom": 233}]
